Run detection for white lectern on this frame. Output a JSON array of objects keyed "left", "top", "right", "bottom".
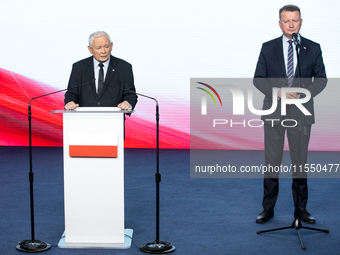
[{"left": 52, "top": 107, "right": 133, "bottom": 249}]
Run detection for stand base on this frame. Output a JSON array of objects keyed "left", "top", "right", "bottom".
[
  {"left": 257, "top": 218, "right": 329, "bottom": 250},
  {"left": 58, "top": 229, "right": 133, "bottom": 249},
  {"left": 140, "top": 241, "right": 175, "bottom": 254},
  {"left": 16, "top": 240, "right": 51, "bottom": 253}
]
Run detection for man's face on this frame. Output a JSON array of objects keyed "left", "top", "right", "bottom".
[
  {"left": 279, "top": 10, "right": 303, "bottom": 40},
  {"left": 88, "top": 36, "right": 113, "bottom": 62}
]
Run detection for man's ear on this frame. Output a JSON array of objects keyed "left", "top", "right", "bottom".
[{"left": 88, "top": 46, "right": 93, "bottom": 54}]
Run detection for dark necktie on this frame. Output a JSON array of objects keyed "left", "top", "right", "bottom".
[
  {"left": 287, "top": 40, "right": 294, "bottom": 87},
  {"left": 98, "top": 63, "right": 104, "bottom": 94}
]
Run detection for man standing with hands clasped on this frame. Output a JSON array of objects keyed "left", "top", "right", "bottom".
[
  {"left": 253, "top": 5, "right": 327, "bottom": 224},
  {"left": 64, "top": 31, "right": 137, "bottom": 111}
]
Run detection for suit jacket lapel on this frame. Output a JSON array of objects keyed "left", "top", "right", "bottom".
[
  {"left": 86, "top": 57, "right": 97, "bottom": 97},
  {"left": 296, "top": 36, "right": 308, "bottom": 77},
  {"left": 291, "top": 36, "right": 307, "bottom": 87},
  {"left": 274, "top": 36, "right": 287, "bottom": 79}
]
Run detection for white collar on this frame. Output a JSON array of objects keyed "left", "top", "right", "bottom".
[{"left": 93, "top": 57, "right": 110, "bottom": 68}]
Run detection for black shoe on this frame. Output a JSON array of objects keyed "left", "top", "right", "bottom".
[
  {"left": 294, "top": 208, "right": 316, "bottom": 224},
  {"left": 256, "top": 207, "right": 274, "bottom": 224}
]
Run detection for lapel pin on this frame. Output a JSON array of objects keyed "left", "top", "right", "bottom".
[
  {"left": 112, "top": 69, "right": 115, "bottom": 71},
  {"left": 303, "top": 47, "right": 306, "bottom": 50}
]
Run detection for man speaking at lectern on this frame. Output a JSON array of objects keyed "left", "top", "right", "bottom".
[
  {"left": 253, "top": 5, "right": 327, "bottom": 224},
  {"left": 64, "top": 31, "right": 137, "bottom": 111}
]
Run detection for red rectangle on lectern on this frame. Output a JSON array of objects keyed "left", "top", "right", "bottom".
[{"left": 69, "top": 145, "right": 117, "bottom": 158}]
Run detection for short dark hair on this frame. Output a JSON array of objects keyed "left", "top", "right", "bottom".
[{"left": 279, "top": 5, "right": 301, "bottom": 20}]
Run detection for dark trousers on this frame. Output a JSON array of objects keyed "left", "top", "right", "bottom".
[{"left": 262, "top": 109, "right": 311, "bottom": 209}]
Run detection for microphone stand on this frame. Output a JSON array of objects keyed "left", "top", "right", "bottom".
[
  {"left": 16, "top": 80, "right": 94, "bottom": 252},
  {"left": 256, "top": 37, "right": 329, "bottom": 250},
  {"left": 103, "top": 83, "right": 175, "bottom": 253},
  {"left": 138, "top": 97, "right": 175, "bottom": 254}
]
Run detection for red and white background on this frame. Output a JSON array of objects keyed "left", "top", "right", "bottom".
[{"left": 0, "top": 0, "right": 339, "bottom": 150}]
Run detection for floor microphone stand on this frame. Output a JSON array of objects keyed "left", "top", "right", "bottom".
[
  {"left": 139, "top": 97, "right": 175, "bottom": 254},
  {"left": 100, "top": 83, "right": 175, "bottom": 253},
  {"left": 16, "top": 91, "right": 66, "bottom": 252},
  {"left": 16, "top": 80, "right": 96, "bottom": 252},
  {"left": 256, "top": 39, "right": 329, "bottom": 250}
]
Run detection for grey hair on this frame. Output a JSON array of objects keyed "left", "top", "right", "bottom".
[{"left": 88, "top": 31, "right": 111, "bottom": 47}]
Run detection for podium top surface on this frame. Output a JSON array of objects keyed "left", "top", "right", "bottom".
[{"left": 52, "top": 107, "right": 133, "bottom": 114}]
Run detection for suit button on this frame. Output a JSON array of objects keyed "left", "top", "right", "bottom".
[{"left": 97, "top": 102, "right": 100, "bottom": 105}]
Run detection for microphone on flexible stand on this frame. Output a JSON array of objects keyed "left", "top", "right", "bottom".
[
  {"left": 103, "top": 82, "right": 152, "bottom": 106},
  {"left": 103, "top": 82, "right": 176, "bottom": 254},
  {"left": 292, "top": 33, "right": 300, "bottom": 47},
  {"left": 16, "top": 79, "right": 94, "bottom": 253}
]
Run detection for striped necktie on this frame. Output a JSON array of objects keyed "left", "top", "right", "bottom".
[{"left": 287, "top": 40, "right": 294, "bottom": 87}]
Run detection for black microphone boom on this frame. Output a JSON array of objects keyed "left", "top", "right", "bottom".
[
  {"left": 103, "top": 83, "right": 176, "bottom": 253},
  {"left": 16, "top": 79, "right": 94, "bottom": 253}
]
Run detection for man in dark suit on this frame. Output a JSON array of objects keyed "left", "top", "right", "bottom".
[
  {"left": 64, "top": 31, "right": 137, "bottom": 111},
  {"left": 253, "top": 5, "right": 327, "bottom": 224}
]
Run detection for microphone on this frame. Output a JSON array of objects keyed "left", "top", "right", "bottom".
[
  {"left": 103, "top": 82, "right": 155, "bottom": 108},
  {"left": 30, "top": 79, "right": 95, "bottom": 105},
  {"left": 292, "top": 33, "right": 300, "bottom": 47}
]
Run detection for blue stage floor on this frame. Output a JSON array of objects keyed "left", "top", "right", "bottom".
[{"left": 1, "top": 147, "right": 339, "bottom": 255}]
